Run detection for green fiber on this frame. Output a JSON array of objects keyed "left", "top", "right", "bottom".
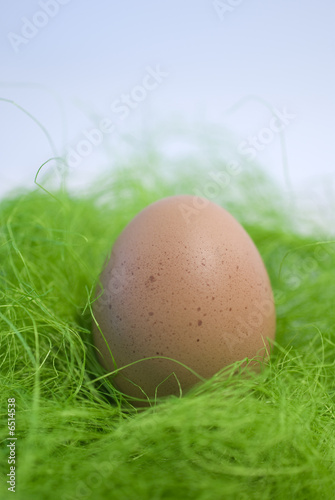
[{"left": 1, "top": 151, "right": 335, "bottom": 500}]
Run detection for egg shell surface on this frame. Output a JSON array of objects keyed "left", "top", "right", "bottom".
[{"left": 93, "top": 195, "right": 276, "bottom": 401}]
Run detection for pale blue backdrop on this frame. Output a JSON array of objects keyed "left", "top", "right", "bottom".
[{"left": 0, "top": 0, "right": 334, "bottom": 198}]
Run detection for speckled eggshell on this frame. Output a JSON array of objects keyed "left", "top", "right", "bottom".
[{"left": 93, "top": 195, "right": 276, "bottom": 402}]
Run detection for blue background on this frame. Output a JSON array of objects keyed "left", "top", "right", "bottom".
[{"left": 0, "top": 0, "right": 334, "bottom": 199}]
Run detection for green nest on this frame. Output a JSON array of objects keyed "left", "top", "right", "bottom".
[{"left": 1, "top": 146, "right": 335, "bottom": 500}]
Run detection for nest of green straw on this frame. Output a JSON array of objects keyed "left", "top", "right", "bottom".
[{"left": 1, "top": 150, "right": 335, "bottom": 500}]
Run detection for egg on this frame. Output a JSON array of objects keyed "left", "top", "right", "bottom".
[{"left": 93, "top": 195, "right": 276, "bottom": 403}]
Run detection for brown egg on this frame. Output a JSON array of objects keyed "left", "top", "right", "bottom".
[{"left": 93, "top": 195, "right": 276, "bottom": 403}]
